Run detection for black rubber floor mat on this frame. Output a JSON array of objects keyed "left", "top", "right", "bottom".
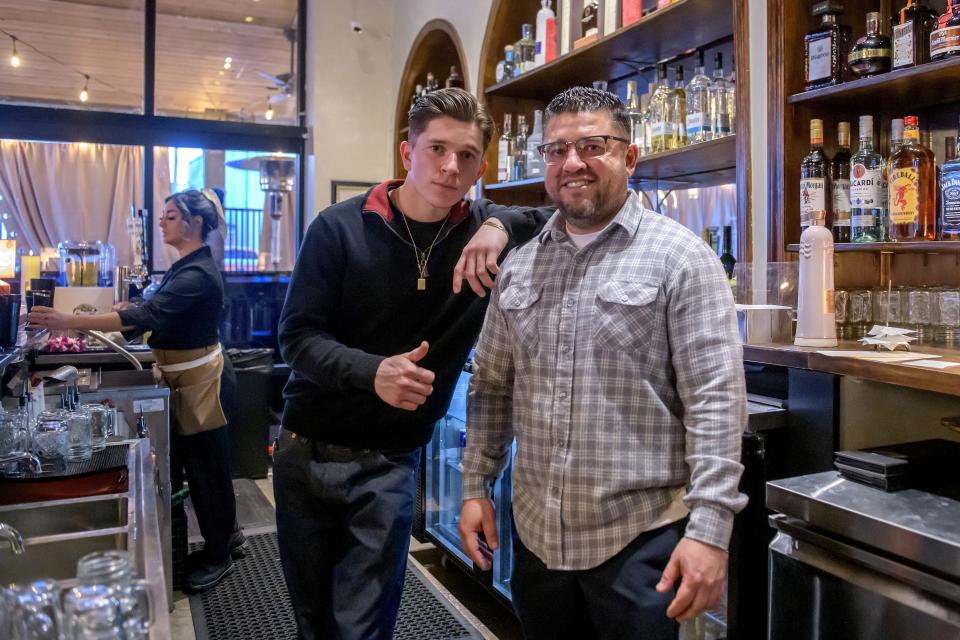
[{"left": 189, "top": 529, "right": 483, "bottom": 640}]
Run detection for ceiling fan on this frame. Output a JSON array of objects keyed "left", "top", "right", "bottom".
[{"left": 257, "top": 27, "right": 296, "bottom": 105}]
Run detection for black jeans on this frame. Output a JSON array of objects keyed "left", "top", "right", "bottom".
[
  {"left": 272, "top": 429, "right": 421, "bottom": 640},
  {"left": 169, "top": 356, "right": 238, "bottom": 563},
  {"left": 511, "top": 519, "right": 683, "bottom": 640}
]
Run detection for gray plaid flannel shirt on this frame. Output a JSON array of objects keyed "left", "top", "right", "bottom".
[{"left": 462, "top": 190, "right": 747, "bottom": 570}]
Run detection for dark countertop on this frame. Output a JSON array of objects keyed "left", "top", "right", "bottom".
[
  {"left": 743, "top": 341, "right": 960, "bottom": 397},
  {"left": 767, "top": 471, "right": 960, "bottom": 581}
]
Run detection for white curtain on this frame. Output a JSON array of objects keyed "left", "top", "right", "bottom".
[
  {"left": 0, "top": 140, "right": 144, "bottom": 267},
  {"left": 638, "top": 184, "right": 738, "bottom": 248}
]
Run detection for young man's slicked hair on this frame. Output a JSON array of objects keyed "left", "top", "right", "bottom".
[
  {"left": 408, "top": 88, "right": 496, "bottom": 151},
  {"left": 544, "top": 86, "right": 631, "bottom": 138}
]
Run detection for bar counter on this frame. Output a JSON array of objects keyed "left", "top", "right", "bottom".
[{"left": 743, "top": 341, "right": 960, "bottom": 398}]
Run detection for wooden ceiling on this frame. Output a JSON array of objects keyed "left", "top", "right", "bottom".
[{"left": 0, "top": 0, "right": 298, "bottom": 123}]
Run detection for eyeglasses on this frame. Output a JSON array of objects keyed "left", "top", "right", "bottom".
[{"left": 536, "top": 135, "right": 631, "bottom": 164}]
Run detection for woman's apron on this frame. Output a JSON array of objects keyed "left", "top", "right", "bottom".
[{"left": 152, "top": 344, "right": 228, "bottom": 436}]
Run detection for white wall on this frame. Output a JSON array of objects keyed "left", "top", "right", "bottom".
[{"left": 305, "top": 0, "right": 395, "bottom": 218}]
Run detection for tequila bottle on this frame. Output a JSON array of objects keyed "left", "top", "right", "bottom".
[
  {"left": 672, "top": 65, "right": 687, "bottom": 147},
  {"left": 710, "top": 52, "right": 732, "bottom": 138},
  {"left": 800, "top": 119, "right": 829, "bottom": 231},
  {"left": 650, "top": 64, "right": 675, "bottom": 153},
  {"left": 516, "top": 24, "right": 536, "bottom": 74},
  {"left": 526, "top": 110, "right": 546, "bottom": 178},
  {"left": 686, "top": 50, "right": 712, "bottom": 144},
  {"left": 625, "top": 81, "right": 645, "bottom": 151},
  {"left": 830, "top": 122, "right": 852, "bottom": 242},
  {"left": 850, "top": 115, "right": 885, "bottom": 243}
]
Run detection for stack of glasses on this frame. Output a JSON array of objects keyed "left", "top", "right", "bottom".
[
  {"left": 834, "top": 287, "right": 960, "bottom": 344},
  {"left": 0, "top": 550, "right": 153, "bottom": 639}
]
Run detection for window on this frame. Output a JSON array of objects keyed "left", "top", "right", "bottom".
[
  {"left": 155, "top": 0, "right": 300, "bottom": 125},
  {"left": 0, "top": 0, "right": 145, "bottom": 113}
]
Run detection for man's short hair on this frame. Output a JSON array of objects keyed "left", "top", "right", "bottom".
[
  {"left": 544, "top": 86, "right": 631, "bottom": 138},
  {"left": 408, "top": 88, "right": 495, "bottom": 151}
]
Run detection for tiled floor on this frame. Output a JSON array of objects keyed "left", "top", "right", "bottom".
[{"left": 171, "top": 474, "right": 522, "bottom": 640}]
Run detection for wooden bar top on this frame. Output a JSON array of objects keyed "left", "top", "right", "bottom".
[{"left": 743, "top": 341, "right": 960, "bottom": 398}]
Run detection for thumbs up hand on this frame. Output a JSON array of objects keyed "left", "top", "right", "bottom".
[{"left": 374, "top": 341, "right": 436, "bottom": 410}]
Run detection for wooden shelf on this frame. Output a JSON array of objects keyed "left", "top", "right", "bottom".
[
  {"left": 632, "top": 136, "right": 736, "bottom": 187},
  {"left": 786, "top": 241, "right": 960, "bottom": 253},
  {"left": 484, "top": 177, "right": 545, "bottom": 191},
  {"left": 787, "top": 57, "right": 960, "bottom": 113},
  {"left": 484, "top": 0, "right": 733, "bottom": 100}
]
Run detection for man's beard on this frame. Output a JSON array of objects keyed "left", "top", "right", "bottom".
[{"left": 558, "top": 182, "right": 615, "bottom": 230}]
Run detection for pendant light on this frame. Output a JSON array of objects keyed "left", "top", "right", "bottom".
[
  {"left": 79, "top": 75, "right": 89, "bottom": 102},
  {"left": 9, "top": 36, "right": 20, "bottom": 68}
]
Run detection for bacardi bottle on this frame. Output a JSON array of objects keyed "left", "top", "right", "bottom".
[
  {"left": 800, "top": 119, "right": 829, "bottom": 231},
  {"left": 850, "top": 115, "right": 886, "bottom": 242},
  {"left": 831, "top": 121, "right": 852, "bottom": 242},
  {"left": 888, "top": 115, "right": 936, "bottom": 241}
]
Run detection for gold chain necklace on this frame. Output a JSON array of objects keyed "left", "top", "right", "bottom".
[{"left": 390, "top": 188, "right": 450, "bottom": 291}]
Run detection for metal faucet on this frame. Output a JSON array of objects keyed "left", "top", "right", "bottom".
[
  {"left": 0, "top": 522, "right": 24, "bottom": 554},
  {"left": 77, "top": 330, "right": 144, "bottom": 371},
  {"left": 0, "top": 451, "right": 42, "bottom": 475}
]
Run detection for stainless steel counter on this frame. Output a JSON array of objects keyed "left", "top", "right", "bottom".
[{"left": 767, "top": 471, "right": 960, "bottom": 581}]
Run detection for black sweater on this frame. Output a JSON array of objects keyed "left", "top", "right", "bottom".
[
  {"left": 118, "top": 246, "right": 224, "bottom": 349},
  {"left": 278, "top": 180, "right": 551, "bottom": 450}
]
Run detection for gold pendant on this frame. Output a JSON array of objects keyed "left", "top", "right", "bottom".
[{"left": 417, "top": 277, "right": 426, "bottom": 291}]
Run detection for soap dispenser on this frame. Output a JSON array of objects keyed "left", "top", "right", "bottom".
[{"left": 795, "top": 209, "right": 838, "bottom": 347}]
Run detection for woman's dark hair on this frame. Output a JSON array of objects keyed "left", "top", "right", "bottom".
[{"left": 164, "top": 188, "right": 224, "bottom": 241}]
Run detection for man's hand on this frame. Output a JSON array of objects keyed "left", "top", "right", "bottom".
[
  {"left": 458, "top": 498, "right": 499, "bottom": 570},
  {"left": 374, "top": 341, "right": 435, "bottom": 411},
  {"left": 112, "top": 301, "right": 136, "bottom": 312},
  {"left": 453, "top": 223, "right": 509, "bottom": 297},
  {"left": 26, "top": 306, "right": 74, "bottom": 330},
  {"left": 656, "top": 537, "right": 728, "bottom": 622}
]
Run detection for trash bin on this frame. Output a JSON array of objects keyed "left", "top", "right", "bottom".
[{"left": 226, "top": 348, "right": 275, "bottom": 479}]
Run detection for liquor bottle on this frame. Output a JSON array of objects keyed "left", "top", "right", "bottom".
[
  {"left": 892, "top": 0, "right": 939, "bottom": 70},
  {"left": 650, "top": 64, "right": 675, "bottom": 153},
  {"left": 582, "top": 1, "right": 600, "bottom": 38},
  {"left": 516, "top": 24, "right": 536, "bottom": 74},
  {"left": 672, "top": 65, "right": 688, "bottom": 147},
  {"left": 410, "top": 84, "right": 423, "bottom": 108},
  {"left": 800, "top": 119, "right": 829, "bottom": 231},
  {"left": 710, "top": 52, "right": 732, "bottom": 138},
  {"left": 941, "top": 120, "right": 960, "bottom": 240},
  {"left": 498, "top": 114, "right": 513, "bottom": 183},
  {"left": 503, "top": 45, "right": 516, "bottom": 79},
  {"left": 625, "top": 80, "right": 645, "bottom": 151},
  {"left": 534, "top": 0, "right": 555, "bottom": 68},
  {"left": 848, "top": 12, "right": 891, "bottom": 77},
  {"left": 526, "top": 109, "right": 546, "bottom": 178},
  {"left": 720, "top": 225, "right": 736, "bottom": 280},
  {"left": 888, "top": 115, "right": 936, "bottom": 241},
  {"left": 425, "top": 72, "right": 439, "bottom": 93},
  {"left": 850, "top": 115, "right": 886, "bottom": 242},
  {"left": 804, "top": 1, "right": 852, "bottom": 91},
  {"left": 727, "top": 53, "right": 737, "bottom": 135},
  {"left": 931, "top": 0, "right": 960, "bottom": 60},
  {"left": 890, "top": 118, "right": 905, "bottom": 155},
  {"left": 831, "top": 122, "right": 852, "bottom": 242},
  {"left": 686, "top": 50, "right": 712, "bottom": 144},
  {"left": 512, "top": 114, "right": 528, "bottom": 182},
  {"left": 445, "top": 66, "right": 465, "bottom": 89},
  {"left": 639, "top": 92, "right": 652, "bottom": 157}
]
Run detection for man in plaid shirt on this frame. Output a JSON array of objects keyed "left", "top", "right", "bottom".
[{"left": 459, "top": 87, "right": 747, "bottom": 639}]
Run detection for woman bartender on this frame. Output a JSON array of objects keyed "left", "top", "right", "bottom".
[{"left": 28, "top": 188, "right": 244, "bottom": 593}]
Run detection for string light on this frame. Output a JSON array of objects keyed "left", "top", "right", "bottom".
[
  {"left": 79, "top": 75, "right": 89, "bottom": 102},
  {"left": 264, "top": 102, "right": 274, "bottom": 121},
  {"left": 9, "top": 36, "right": 20, "bottom": 68},
  {"left": 223, "top": 56, "right": 232, "bottom": 70}
]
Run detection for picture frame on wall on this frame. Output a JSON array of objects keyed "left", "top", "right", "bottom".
[{"left": 331, "top": 180, "right": 377, "bottom": 204}]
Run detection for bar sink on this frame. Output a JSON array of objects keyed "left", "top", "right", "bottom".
[
  {"left": 0, "top": 493, "right": 129, "bottom": 537},
  {"left": 0, "top": 528, "right": 129, "bottom": 583}
]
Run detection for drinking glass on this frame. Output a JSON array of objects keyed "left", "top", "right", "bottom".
[
  {"left": 903, "top": 287, "right": 933, "bottom": 342},
  {"left": 874, "top": 287, "right": 902, "bottom": 327},
  {"left": 61, "top": 585, "right": 125, "bottom": 640},
  {"left": 11, "top": 580, "right": 61, "bottom": 640},
  {"left": 76, "top": 550, "right": 152, "bottom": 639},
  {"left": 80, "top": 404, "right": 109, "bottom": 452},
  {"left": 32, "top": 413, "right": 69, "bottom": 463},
  {"left": 834, "top": 289, "right": 850, "bottom": 339},
  {"left": 934, "top": 288, "right": 960, "bottom": 344},
  {"left": 61, "top": 409, "right": 92, "bottom": 463},
  {"left": 849, "top": 289, "right": 873, "bottom": 337}
]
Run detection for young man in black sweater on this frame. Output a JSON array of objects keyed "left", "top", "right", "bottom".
[{"left": 274, "top": 88, "right": 550, "bottom": 639}]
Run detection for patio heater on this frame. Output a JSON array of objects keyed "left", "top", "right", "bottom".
[{"left": 225, "top": 155, "right": 296, "bottom": 268}]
